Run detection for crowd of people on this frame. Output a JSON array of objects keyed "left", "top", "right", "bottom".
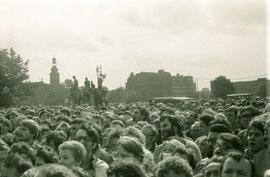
[{"left": 0, "top": 96, "right": 270, "bottom": 177}]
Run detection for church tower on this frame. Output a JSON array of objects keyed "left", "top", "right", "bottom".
[{"left": 50, "top": 57, "right": 60, "bottom": 85}]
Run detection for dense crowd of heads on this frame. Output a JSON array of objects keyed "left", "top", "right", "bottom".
[{"left": 0, "top": 96, "right": 270, "bottom": 177}]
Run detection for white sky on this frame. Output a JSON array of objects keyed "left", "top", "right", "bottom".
[{"left": 0, "top": 0, "right": 267, "bottom": 90}]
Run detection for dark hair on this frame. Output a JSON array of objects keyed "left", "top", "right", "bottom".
[
  {"left": 209, "top": 124, "right": 232, "bottom": 133},
  {"left": 108, "top": 131, "right": 122, "bottom": 142},
  {"left": 80, "top": 123, "right": 100, "bottom": 145},
  {"left": 160, "top": 107, "right": 175, "bottom": 116},
  {"left": 9, "top": 142, "right": 36, "bottom": 165},
  {"left": 0, "top": 117, "right": 12, "bottom": 132},
  {"left": 247, "top": 120, "right": 265, "bottom": 135},
  {"left": 3, "top": 153, "right": 32, "bottom": 175},
  {"left": 226, "top": 106, "right": 238, "bottom": 117},
  {"left": 55, "top": 115, "right": 71, "bottom": 124},
  {"left": 238, "top": 106, "right": 261, "bottom": 120},
  {"left": 138, "top": 107, "right": 150, "bottom": 123},
  {"left": 217, "top": 133, "right": 244, "bottom": 153},
  {"left": 39, "top": 111, "right": 49, "bottom": 119},
  {"left": 61, "top": 108, "right": 71, "bottom": 117},
  {"left": 107, "top": 160, "right": 146, "bottom": 177},
  {"left": 210, "top": 117, "right": 232, "bottom": 128},
  {"left": 160, "top": 114, "right": 184, "bottom": 137},
  {"left": 142, "top": 124, "right": 158, "bottom": 137},
  {"left": 199, "top": 115, "right": 214, "bottom": 126},
  {"left": 45, "top": 130, "right": 68, "bottom": 150},
  {"left": 36, "top": 145, "right": 58, "bottom": 164},
  {"left": 156, "top": 156, "right": 193, "bottom": 177},
  {"left": 220, "top": 152, "right": 254, "bottom": 177}
]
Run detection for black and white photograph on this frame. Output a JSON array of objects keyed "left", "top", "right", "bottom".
[{"left": 0, "top": 0, "right": 268, "bottom": 177}]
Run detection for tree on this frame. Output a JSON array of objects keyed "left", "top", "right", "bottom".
[
  {"left": 0, "top": 48, "right": 29, "bottom": 107},
  {"left": 107, "top": 87, "right": 126, "bottom": 103},
  {"left": 64, "top": 79, "right": 74, "bottom": 87},
  {"left": 211, "top": 76, "right": 233, "bottom": 99}
]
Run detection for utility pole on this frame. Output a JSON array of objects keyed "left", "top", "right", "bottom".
[{"left": 196, "top": 78, "right": 199, "bottom": 92}]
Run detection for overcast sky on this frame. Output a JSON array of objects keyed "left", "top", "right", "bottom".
[{"left": 0, "top": 0, "right": 267, "bottom": 90}]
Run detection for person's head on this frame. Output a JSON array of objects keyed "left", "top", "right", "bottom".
[
  {"left": 75, "top": 123, "right": 99, "bottom": 154},
  {"left": 220, "top": 152, "right": 254, "bottom": 177},
  {"left": 39, "top": 111, "right": 49, "bottom": 121},
  {"left": 35, "top": 145, "right": 58, "bottom": 167},
  {"left": 159, "top": 139, "right": 186, "bottom": 161},
  {"left": 238, "top": 106, "right": 260, "bottom": 129},
  {"left": 2, "top": 153, "right": 32, "bottom": 177},
  {"left": 14, "top": 119, "right": 39, "bottom": 143},
  {"left": 0, "top": 139, "right": 10, "bottom": 172},
  {"left": 73, "top": 76, "right": 76, "bottom": 79},
  {"left": 214, "top": 133, "right": 243, "bottom": 156},
  {"left": 142, "top": 124, "right": 158, "bottom": 151},
  {"left": 107, "top": 130, "right": 122, "bottom": 153},
  {"left": 60, "top": 108, "right": 71, "bottom": 117},
  {"left": 186, "top": 111, "right": 198, "bottom": 127},
  {"left": 35, "top": 164, "right": 77, "bottom": 177},
  {"left": 103, "top": 114, "right": 114, "bottom": 129},
  {"left": 107, "top": 160, "right": 147, "bottom": 177},
  {"left": 70, "top": 118, "right": 84, "bottom": 140},
  {"left": 133, "top": 107, "right": 150, "bottom": 123},
  {"left": 124, "top": 126, "right": 145, "bottom": 145},
  {"left": 56, "top": 122, "right": 70, "bottom": 138},
  {"left": 92, "top": 114, "right": 104, "bottom": 129},
  {"left": 156, "top": 156, "right": 193, "bottom": 177},
  {"left": 190, "top": 121, "right": 202, "bottom": 140},
  {"left": 195, "top": 136, "right": 208, "bottom": 158},
  {"left": 203, "top": 156, "right": 224, "bottom": 177},
  {"left": 207, "top": 124, "right": 232, "bottom": 158},
  {"left": 58, "top": 140, "right": 86, "bottom": 168},
  {"left": 247, "top": 120, "right": 265, "bottom": 154},
  {"left": 199, "top": 113, "right": 215, "bottom": 136},
  {"left": 0, "top": 117, "right": 12, "bottom": 135},
  {"left": 225, "top": 106, "right": 238, "bottom": 125},
  {"left": 9, "top": 142, "right": 36, "bottom": 166},
  {"left": 111, "top": 119, "right": 125, "bottom": 132},
  {"left": 46, "top": 130, "right": 68, "bottom": 151},
  {"left": 117, "top": 136, "right": 144, "bottom": 163},
  {"left": 6, "top": 111, "right": 19, "bottom": 128},
  {"left": 160, "top": 114, "right": 184, "bottom": 140}
]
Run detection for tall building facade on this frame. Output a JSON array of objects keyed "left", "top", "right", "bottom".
[
  {"left": 50, "top": 57, "right": 60, "bottom": 85},
  {"left": 232, "top": 78, "right": 270, "bottom": 96},
  {"left": 126, "top": 70, "right": 196, "bottom": 101},
  {"left": 171, "top": 74, "right": 196, "bottom": 97}
]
